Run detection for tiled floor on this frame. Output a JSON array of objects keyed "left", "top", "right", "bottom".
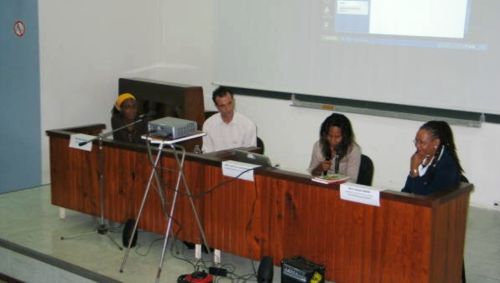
[
  {"left": 463, "top": 205, "right": 500, "bottom": 283},
  {"left": 0, "top": 185, "right": 499, "bottom": 283},
  {"left": 0, "top": 186, "right": 275, "bottom": 283}
]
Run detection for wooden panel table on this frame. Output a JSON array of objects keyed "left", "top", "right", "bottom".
[{"left": 47, "top": 125, "right": 472, "bottom": 283}]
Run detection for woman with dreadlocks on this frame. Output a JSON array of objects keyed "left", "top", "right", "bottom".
[{"left": 402, "top": 120, "right": 464, "bottom": 195}]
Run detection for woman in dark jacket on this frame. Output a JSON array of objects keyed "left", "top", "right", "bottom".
[{"left": 402, "top": 120, "right": 464, "bottom": 195}]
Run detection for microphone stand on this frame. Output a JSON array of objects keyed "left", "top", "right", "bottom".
[{"left": 60, "top": 115, "right": 151, "bottom": 250}]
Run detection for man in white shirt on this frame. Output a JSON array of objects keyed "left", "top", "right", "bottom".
[
  {"left": 198, "top": 87, "right": 257, "bottom": 261},
  {"left": 202, "top": 87, "right": 257, "bottom": 153}
]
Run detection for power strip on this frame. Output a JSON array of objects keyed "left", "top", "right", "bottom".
[{"left": 208, "top": 267, "right": 228, "bottom": 277}]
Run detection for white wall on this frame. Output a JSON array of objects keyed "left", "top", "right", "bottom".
[
  {"left": 39, "top": 0, "right": 162, "bottom": 181},
  {"left": 38, "top": 0, "right": 500, "bottom": 210},
  {"left": 236, "top": 96, "right": 500, "bottom": 210}
]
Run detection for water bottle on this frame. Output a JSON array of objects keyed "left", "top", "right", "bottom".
[{"left": 193, "top": 144, "right": 202, "bottom": 154}]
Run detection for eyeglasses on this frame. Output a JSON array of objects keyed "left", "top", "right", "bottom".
[{"left": 413, "top": 138, "right": 433, "bottom": 146}]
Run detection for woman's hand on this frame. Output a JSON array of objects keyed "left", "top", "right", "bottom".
[
  {"left": 312, "top": 159, "right": 333, "bottom": 176},
  {"left": 410, "top": 151, "right": 429, "bottom": 177},
  {"left": 411, "top": 151, "right": 424, "bottom": 168},
  {"left": 321, "top": 159, "right": 332, "bottom": 173}
]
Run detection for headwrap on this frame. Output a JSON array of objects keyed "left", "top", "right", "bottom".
[{"left": 115, "top": 93, "right": 136, "bottom": 111}]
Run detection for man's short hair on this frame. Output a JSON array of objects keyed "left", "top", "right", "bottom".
[{"left": 212, "top": 86, "right": 234, "bottom": 104}]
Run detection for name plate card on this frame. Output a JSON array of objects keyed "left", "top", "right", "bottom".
[
  {"left": 222, "top": 160, "right": 260, "bottom": 182},
  {"left": 69, "top": 134, "right": 94, "bottom": 151},
  {"left": 340, "top": 182, "right": 381, "bottom": 207}
]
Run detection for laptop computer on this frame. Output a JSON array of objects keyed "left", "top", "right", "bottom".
[{"left": 232, "top": 149, "right": 272, "bottom": 167}]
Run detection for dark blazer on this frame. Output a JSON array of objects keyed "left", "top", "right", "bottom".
[{"left": 402, "top": 148, "right": 461, "bottom": 195}]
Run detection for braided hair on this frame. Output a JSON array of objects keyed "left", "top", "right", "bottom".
[
  {"left": 420, "top": 120, "right": 464, "bottom": 174},
  {"left": 319, "top": 113, "right": 355, "bottom": 161}
]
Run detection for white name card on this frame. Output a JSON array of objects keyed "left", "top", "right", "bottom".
[
  {"left": 69, "top": 134, "right": 94, "bottom": 151},
  {"left": 340, "top": 182, "right": 381, "bottom": 207},
  {"left": 222, "top": 160, "right": 260, "bottom": 182}
]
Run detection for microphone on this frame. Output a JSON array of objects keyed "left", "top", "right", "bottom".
[
  {"left": 334, "top": 154, "right": 340, "bottom": 174},
  {"left": 334, "top": 145, "right": 341, "bottom": 174},
  {"left": 79, "top": 111, "right": 158, "bottom": 146},
  {"left": 78, "top": 140, "right": 90, "bottom": 146},
  {"left": 323, "top": 151, "right": 332, "bottom": 176}
]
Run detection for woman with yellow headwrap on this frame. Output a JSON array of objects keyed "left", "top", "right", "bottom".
[{"left": 111, "top": 93, "right": 148, "bottom": 143}]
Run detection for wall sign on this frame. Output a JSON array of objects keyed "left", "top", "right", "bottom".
[{"left": 14, "top": 20, "right": 25, "bottom": 37}]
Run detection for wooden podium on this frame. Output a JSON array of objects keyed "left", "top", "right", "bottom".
[{"left": 47, "top": 125, "right": 472, "bottom": 283}]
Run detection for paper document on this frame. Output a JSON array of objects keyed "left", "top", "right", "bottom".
[
  {"left": 222, "top": 160, "right": 260, "bottom": 182},
  {"left": 311, "top": 174, "right": 349, "bottom": 184}
]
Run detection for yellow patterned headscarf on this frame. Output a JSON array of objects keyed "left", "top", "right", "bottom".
[{"left": 115, "top": 93, "right": 136, "bottom": 111}]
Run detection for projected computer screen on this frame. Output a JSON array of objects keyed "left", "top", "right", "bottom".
[
  {"left": 213, "top": 0, "right": 498, "bottom": 115},
  {"left": 321, "top": 0, "right": 484, "bottom": 50}
]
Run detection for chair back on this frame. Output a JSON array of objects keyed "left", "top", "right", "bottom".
[
  {"left": 204, "top": 111, "right": 218, "bottom": 120},
  {"left": 460, "top": 175, "right": 469, "bottom": 183},
  {"left": 257, "top": 137, "right": 265, "bottom": 154},
  {"left": 357, "top": 154, "right": 374, "bottom": 186}
]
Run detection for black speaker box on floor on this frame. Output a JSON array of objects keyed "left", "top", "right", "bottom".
[
  {"left": 122, "top": 219, "right": 138, "bottom": 248},
  {"left": 281, "top": 256, "right": 325, "bottom": 283}
]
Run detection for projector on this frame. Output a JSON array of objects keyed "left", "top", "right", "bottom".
[{"left": 148, "top": 117, "right": 197, "bottom": 139}]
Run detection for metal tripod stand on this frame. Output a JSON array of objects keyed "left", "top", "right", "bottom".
[
  {"left": 119, "top": 132, "right": 211, "bottom": 283},
  {"left": 60, "top": 134, "right": 122, "bottom": 250},
  {"left": 60, "top": 117, "right": 150, "bottom": 249}
]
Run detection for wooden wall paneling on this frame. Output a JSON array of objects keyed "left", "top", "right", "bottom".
[
  {"left": 159, "top": 155, "right": 184, "bottom": 240},
  {"left": 76, "top": 144, "right": 100, "bottom": 216},
  {"left": 201, "top": 164, "right": 260, "bottom": 259},
  {"left": 254, "top": 174, "right": 280, "bottom": 262},
  {"left": 133, "top": 150, "right": 166, "bottom": 234},
  {"left": 276, "top": 182, "right": 381, "bottom": 283},
  {"left": 102, "top": 145, "right": 139, "bottom": 223},
  {"left": 226, "top": 172, "right": 237, "bottom": 253},
  {"left": 49, "top": 136, "right": 72, "bottom": 208},
  {"left": 203, "top": 164, "right": 224, "bottom": 250},
  {"left": 225, "top": 174, "right": 258, "bottom": 258},
  {"left": 279, "top": 182, "right": 337, "bottom": 271},
  {"left": 48, "top": 125, "right": 104, "bottom": 216},
  {"left": 339, "top": 200, "right": 375, "bottom": 282},
  {"left": 358, "top": 205, "right": 379, "bottom": 283},
  {"left": 323, "top": 186, "right": 341, "bottom": 281},
  {"left": 364, "top": 201, "right": 385, "bottom": 283},
  {"left": 315, "top": 185, "right": 331, "bottom": 268},
  {"left": 47, "top": 127, "right": 473, "bottom": 283},
  {"left": 216, "top": 168, "right": 229, "bottom": 253},
  {"left": 429, "top": 191, "right": 470, "bottom": 283},
  {"left": 129, "top": 150, "right": 155, "bottom": 223},
  {"left": 239, "top": 172, "right": 261, "bottom": 260},
  {"left": 201, "top": 164, "right": 221, "bottom": 249},
  {"left": 173, "top": 158, "right": 206, "bottom": 244},
  {"left": 50, "top": 136, "right": 99, "bottom": 216},
  {"left": 379, "top": 200, "right": 432, "bottom": 283}
]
